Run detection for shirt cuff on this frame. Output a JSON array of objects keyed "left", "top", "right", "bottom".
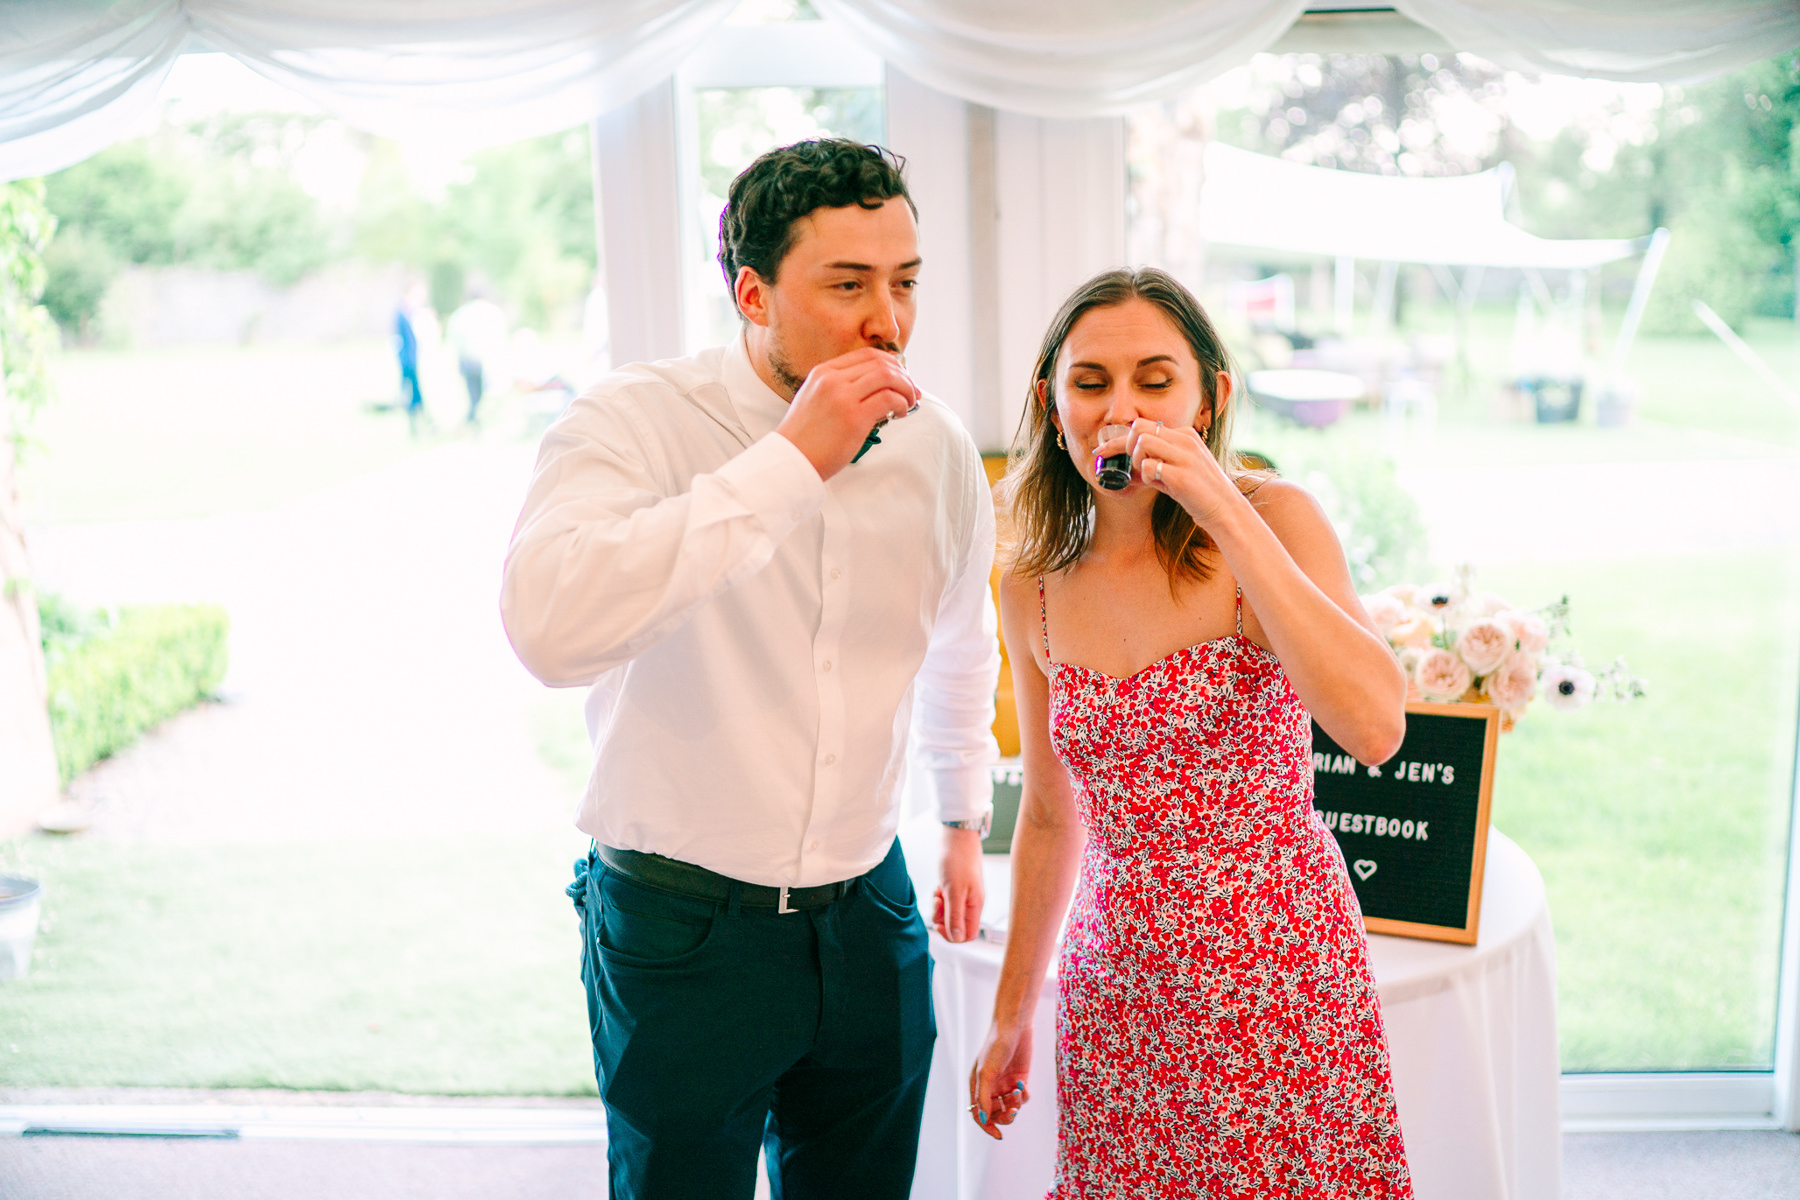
[
  {"left": 928, "top": 763, "right": 994, "bottom": 824},
  {"left": 713, "top": 431, "right": 828, "bottom": 542}
]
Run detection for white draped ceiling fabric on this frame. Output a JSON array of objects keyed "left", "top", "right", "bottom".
[{"left": 3, "top": 1, "right": 1800, "bottom": 179}]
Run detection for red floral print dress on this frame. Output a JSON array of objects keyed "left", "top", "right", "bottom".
[{"left": 1041, "top": 579, "right": 1412, "bottom": 1199}]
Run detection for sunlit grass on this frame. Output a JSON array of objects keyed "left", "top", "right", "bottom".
[
  {"left": 0, "top": 830, "right": 597, "bottom": 1095},
  {"left": 1483, "top": 551, "right": 1800, "bottom": 1070}
]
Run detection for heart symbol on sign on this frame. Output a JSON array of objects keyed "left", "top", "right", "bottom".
[{"left": 1353, "top": 860, "right": 1378, "bottom": 882}]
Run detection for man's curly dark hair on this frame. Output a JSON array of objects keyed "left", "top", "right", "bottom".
[{"left": 718, "top": 139, "right": 915, "bottom": 305}]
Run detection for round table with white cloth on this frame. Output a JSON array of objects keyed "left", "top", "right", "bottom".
[{"left": 902, "top": 823, "right": 1561, "bottom": 1200}]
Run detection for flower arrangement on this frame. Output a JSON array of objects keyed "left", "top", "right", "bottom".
[{"left": 1361, "top": 565, "right": 1645, "bottom": 731}]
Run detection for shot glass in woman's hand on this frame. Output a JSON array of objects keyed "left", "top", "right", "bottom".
[{"left": 1095, "top": 424, "right": 1134, "bottom": 490}]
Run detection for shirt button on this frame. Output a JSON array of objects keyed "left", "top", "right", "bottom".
[
  {"left": 821, "top": 660, "right": 833, "bottom": 672},
  {"left": 829, "top": 568, "right": 841, "bottom": 581},
  {"left": 807, "top": 840, "right": 819, "bottom": 852},
  {"left": 823, "top": 754, "right": 837, "bottom": 766}
]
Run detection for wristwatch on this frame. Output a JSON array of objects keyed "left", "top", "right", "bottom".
[{"left": 942, "top": 811, "right": 993, "bottom": 838}]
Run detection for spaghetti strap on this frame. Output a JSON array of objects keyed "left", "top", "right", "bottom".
[
  {"left": 1235, "top": 586, "right": 1244, "bottom": 637},
  {"left": 1038, "top": 575, "right": 1053, "bottom": 663}
]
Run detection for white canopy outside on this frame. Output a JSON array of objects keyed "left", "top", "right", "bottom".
[
  {"left": 1200, "top": 142, "right": 1651, "bottom": 270},
  {"left": 3, "top": 1, "right": 1799, "bottom": 181}
]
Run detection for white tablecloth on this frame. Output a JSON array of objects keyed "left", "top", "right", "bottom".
[{"left": 904, "top": 824, "right": 1561, "bottom": 1200}]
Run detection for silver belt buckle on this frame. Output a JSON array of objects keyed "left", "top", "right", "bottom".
[{"left": 778, "top": 886, "right": 793, "bottom": 915}]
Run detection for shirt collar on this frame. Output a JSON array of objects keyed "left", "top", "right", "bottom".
[{"left": 723, "top": 329, "right": 790, "bottom": 440}]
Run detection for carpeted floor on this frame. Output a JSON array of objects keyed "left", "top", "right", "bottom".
[{"left": 1563, "top": 1130, "right": 1800, "bottom": 1200}]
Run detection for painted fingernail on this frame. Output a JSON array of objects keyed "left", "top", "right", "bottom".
[
  {"left": 978, "top": 1110, "right": 988, "bottom": 1123},
  {"left": 1013, "top": 1082, "right": 1025, "bottom": 1092}
]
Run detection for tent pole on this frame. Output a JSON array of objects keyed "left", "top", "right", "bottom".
[
  {"left": 1607, "top": 228, "right": 1671, "bottom": 377},
  {"left": 1334, "top": 255, "right": 1354, "bottom": 336},
  {"left": 1453, "top": 264, "right": 1484, "bottom": 396},
  {"left": 1373, "top": 260, "right": 1398, "bottom": 334}
]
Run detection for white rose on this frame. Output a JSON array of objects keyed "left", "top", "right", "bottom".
[
  {"left": 1498, "top": 609, "right": 1550, "bottom": 656},
  {"left": 1416, "top": 648, "right": 1473, "bottom": 703},
  {"left": 1383, "top": 583, "right": 1418, "bottom": 606},
  {"left": 1541, "top": 663, "right": 1596, "bottom": 712},
  {"left": 1483, "top": 654, "right": 1539, "bottom": 711},
  {"left": 1472, "top": 591, "right": 1511, "bottom": 617},
  {"left": 1454, "top": 618, "right": 1511, "bottom": 676},
  {"left": 1362, "top": 592, "right": 1407, "bottom": 636}
]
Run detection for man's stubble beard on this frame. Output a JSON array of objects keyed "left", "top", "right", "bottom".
[
  {"left": 765, "top": 330, "right": 904, "bottom": 398},
  {"left": 767, "top": 337, "right": 808, "bottom": 396}
]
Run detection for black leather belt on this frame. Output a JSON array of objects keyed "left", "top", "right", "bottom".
[{"left": 597, "top": 845, "right": 854, "bottom": 913}]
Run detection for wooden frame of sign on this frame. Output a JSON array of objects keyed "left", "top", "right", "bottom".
[{"left": 1310, "top": 701, "right": 1500, "bottom": 945}]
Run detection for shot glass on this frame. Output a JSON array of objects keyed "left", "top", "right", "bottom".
[{"left": 1095, "top": 423, "right": 1133, "bottom": 490}]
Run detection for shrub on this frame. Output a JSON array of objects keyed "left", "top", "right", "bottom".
[
  {"left": 1238, "top": 431, "right": 1429, "bottom": 591},
  {"left": 44, "top": 603, "right": 230, "bottom": 784},
  {"left": 40, "top": 227, "right": 119, "bottom": 340}
]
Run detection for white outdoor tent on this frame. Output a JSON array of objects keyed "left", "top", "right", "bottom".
[{"left": 1201, "top": 141, "right": 1651, "bottom": 270}]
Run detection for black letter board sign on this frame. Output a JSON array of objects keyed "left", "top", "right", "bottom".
[{"left": 1311, "top": 702, "right": 1499, "bottom": 945}]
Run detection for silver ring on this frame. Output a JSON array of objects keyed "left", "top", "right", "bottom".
[{"left": 1154, "top": 459, "right": 1164, "bottom": 483}]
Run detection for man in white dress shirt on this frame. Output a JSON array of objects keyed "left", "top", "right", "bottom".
[{"left": 500, "top": 139, "right": 999, "bottom": 1198}]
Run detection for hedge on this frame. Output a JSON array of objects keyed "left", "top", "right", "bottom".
[{"left": 45, "top": 603, "right": 230, "bottom": 784}]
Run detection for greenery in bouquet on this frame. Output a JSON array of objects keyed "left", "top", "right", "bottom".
[{"left": 1361, "top": 565, "right": 1645, "bottom": 732}]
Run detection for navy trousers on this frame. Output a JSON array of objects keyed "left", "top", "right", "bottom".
[{"left": 570, "top": 839, "right": 935, "bottom": 1200}]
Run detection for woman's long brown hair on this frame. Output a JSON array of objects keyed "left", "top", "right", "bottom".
[{"left": 1000, "top": 267, "right": 1258, "bottom": 585}]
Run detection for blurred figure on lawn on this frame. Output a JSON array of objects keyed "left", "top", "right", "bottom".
[
  {"left": 395, "top": 282, "right": 430, "bottom": 436},
  {"left": 446, "top": 286, "right": 510, "bottom": 426}
]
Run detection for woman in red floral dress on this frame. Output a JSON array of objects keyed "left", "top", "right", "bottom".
[{"left": 969, "top": 268, "right": 1413, "bottom": 1198}]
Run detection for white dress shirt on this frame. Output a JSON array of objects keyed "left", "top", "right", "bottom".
[{"left": 501, "top": 334, "right": 1000, "bottom": 887}]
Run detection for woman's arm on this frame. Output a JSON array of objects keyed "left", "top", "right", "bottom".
[
  {"left": 1127, "top": 417, "right": 1406, "bottom": 763},
  {"left": 968, "top": 570, "right": 1088, "bottom": 1140},
  {"left": 1217, "top": 478, "right": 1407, "bottom": 762}
]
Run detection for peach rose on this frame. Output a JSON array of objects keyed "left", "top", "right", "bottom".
[
  {"left": 1498, "top": 610, "right": 1550, "bottom": 657},
  {"left": 1454, "top": 618, "right": 1511, "bottom": 676},
  {"left": 1389, "top": 616, "right": 1437, "bottom": 651},
  {"left": 1416, "top": 648, "right": 1473, "bottom": 703},
  {"left": 1483, "top": 654, "right": 1539, "bottom": 711},
  {"left": 1383, "top": 583, "right": 1419, "bottom": 607},
  {"left": 1471, "top": 591, "right": 1511, "bottom": 617},
  {"left": 1362, "top": 592, "right": 1407, "bottom": 636}
]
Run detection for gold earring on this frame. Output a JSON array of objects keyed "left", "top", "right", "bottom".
[{"left": 1055, "top": 430, "right": 1066, "bottom": 450}]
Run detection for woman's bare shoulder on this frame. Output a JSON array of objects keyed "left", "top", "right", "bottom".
[
  {"left": 1241, "top": 474, "right": 1337, "bottom": 546},
  {"left": 997, "top": 565, "right": 1042, "bottom": 609}
]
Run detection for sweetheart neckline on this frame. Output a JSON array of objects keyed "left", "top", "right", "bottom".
[{"left": 1050, "top": 633, "right": 1275, "bottom": 685}]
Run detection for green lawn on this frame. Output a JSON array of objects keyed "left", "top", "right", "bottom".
[
  {"left": 21, "top": 337, "right": 566, "bottom": 526},
  {"left": 23, "top": 341, "right": 420, "bottom": 525},
  {"left": 0, "top": 830, "right": 598, "bottom": 1095},
  {"left": 1483, "top": 551, "right": 1800, "bottom": 1071}
]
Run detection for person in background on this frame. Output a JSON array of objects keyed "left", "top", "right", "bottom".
[
  {"left": 969, "top": 268, "right": 1413, "bottom": 1198},
  {"left": 500, "top": 139, "right": 999, "bottom": 1200},
  {"left": 445, "top": 286, "right": 509, "bottom": 427},
  {"left": 394, "top": 282, "right": 429, "bottom": 436}
]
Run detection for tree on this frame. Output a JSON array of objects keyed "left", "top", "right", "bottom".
[
  {"left": 0, "top": 180, "right": 61, "bottom": 836},
  {"left": 1217, "top": 52, "right": 1511, "bottom": 177}
]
